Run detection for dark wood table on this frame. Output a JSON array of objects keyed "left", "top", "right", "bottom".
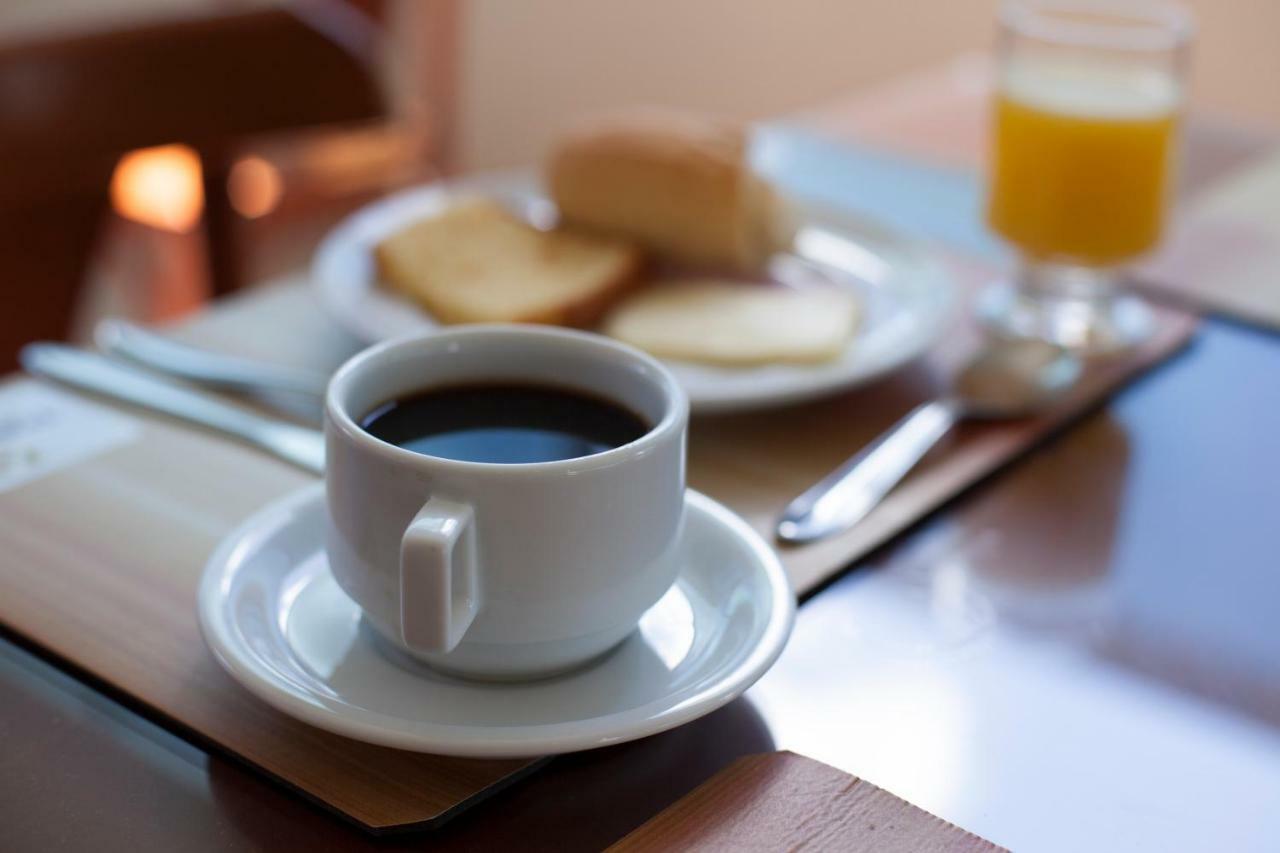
[{"left": 4, "top": 92, "right": 1280, "bottom": 851}]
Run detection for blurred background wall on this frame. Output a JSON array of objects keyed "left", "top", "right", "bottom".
[
  {"left": 450, "top": 0, "right": 1280, "bottom": 169},
  {"left": 4, "top": 0, "right": 1277, "bottom": 366}
]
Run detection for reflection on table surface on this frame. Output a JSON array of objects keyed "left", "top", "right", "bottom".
[{"left": 750, "top": 321, "right": 1280, "bottom": 852}]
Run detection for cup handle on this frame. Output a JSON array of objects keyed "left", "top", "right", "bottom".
[{"left": 399, "top": 497, "right": 480, "bottom": 654}]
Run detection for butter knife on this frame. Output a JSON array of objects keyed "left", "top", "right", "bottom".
[
  {"left": 95, "top": 319, "right": 328, "bottom": 425},
  {"left": 20, "top": 343, "right": 325, "bottom": 475}
]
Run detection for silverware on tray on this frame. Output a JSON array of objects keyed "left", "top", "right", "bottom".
[
  {"left": 20, "top": 343, "right": 325, "bottom": 475},
  {"left": 23, "top": 325, "right": 1081, "bottom": 527},
  {"left": 776, "top": 339, "right": 1082, "bottom": 545},
  {"left": 96, "top": 319, "right": 329, "bottom": 424}
]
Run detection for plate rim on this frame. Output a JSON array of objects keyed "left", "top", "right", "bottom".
[
  {"left": 309, "top": 172, "right": 955, "bottom": 414},
  {"left": 197, "top": 483, "right": 795, "bottom": 757}
]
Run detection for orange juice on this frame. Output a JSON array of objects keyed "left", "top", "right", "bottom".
[{"left": 987, "top": 62, "right": 1179, "bottom": 265}]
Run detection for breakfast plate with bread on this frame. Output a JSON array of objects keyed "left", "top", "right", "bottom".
[{"left": 313, "top": 111, "right": 954, "bottom": 413}]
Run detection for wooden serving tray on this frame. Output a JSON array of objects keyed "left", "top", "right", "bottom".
[
  {"left": 0, "top": 377, "right": 540, "bottom": 833},
  {"left": 0, "top": 241, "right": 1194, "bottom": 832}
]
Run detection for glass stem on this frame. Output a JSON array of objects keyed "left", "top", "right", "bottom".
[
  {"left": 1018, "top": 259, "right": 1120, "bottom": 308},
  {"left": 979, "top": 257, "right": 1152, "bottom": 353}
]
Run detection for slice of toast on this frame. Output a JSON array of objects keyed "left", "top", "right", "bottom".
[
  {"left": 603, "top": 279, "right": 859, "bottom": 366},
  {"left": 375, "top": 198, "right": 642, "bottom": 326}
]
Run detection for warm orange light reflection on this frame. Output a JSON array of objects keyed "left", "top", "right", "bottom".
[
  {"left": 110, "top": 144, "right": 204, "bottom": 233},
  {"left": 228, "top": 154, "right": 284, "bottom": 219}
]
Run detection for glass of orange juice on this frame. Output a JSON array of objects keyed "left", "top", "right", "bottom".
[{"left": 982, "top": 0, "right": 1192, "bottom": 352}]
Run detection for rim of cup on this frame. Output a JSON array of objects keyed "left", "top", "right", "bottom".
[{"left": 325, "top": 324, "right": 689, "bottom": 473}]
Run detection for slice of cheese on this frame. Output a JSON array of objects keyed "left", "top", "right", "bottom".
[{"left": 604, "top": 280, "right": 859, "bottom": 366}]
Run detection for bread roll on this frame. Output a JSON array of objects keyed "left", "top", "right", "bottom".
[
  {"left": 603, "top": 279, "right": 859, "bottom": 366},
  {"left": 548, "top": 110, "right": 793, "bottom": 272},
  {"left": 375, "top": 198, "right": 641, "bottom": 326}
]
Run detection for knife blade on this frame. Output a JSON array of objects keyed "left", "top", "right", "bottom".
[{"left": 20, "top": 343, "right": 325, "bottom": 475}]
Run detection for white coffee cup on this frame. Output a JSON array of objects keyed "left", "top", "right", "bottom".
[{"left": 324, "top": 325, "right": 688, "bottom": 680}]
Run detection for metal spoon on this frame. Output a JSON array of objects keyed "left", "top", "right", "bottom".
[{"left": 776, "top": 340, "right": 1082, "bottom": 545}]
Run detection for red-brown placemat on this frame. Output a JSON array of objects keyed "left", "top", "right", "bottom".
[{"left": 608, "top": 751, "right": 1006, "bottom": 852}]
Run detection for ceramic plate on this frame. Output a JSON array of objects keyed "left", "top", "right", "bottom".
[
  {"left": 311, "top": 172, "right": 955, "bottom": 414},
  {"left": 197, "top": 485, "right": 794, "bottom": 757}
]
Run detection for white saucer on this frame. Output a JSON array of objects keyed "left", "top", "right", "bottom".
[{"left": 198, "top": 485, "right": 794, "bottom": 758}]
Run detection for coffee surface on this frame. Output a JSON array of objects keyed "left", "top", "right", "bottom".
[{"left": 361, "top": 382, "right": 648, "bottom": 464}]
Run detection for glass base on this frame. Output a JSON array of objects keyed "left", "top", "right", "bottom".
[{"left": 977, "top": 264, "right": 1154, "bottom": 354}]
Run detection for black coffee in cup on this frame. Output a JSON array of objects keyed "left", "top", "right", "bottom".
[{"left": 361, "top": 382, "right": 648, "bottom": 464}]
